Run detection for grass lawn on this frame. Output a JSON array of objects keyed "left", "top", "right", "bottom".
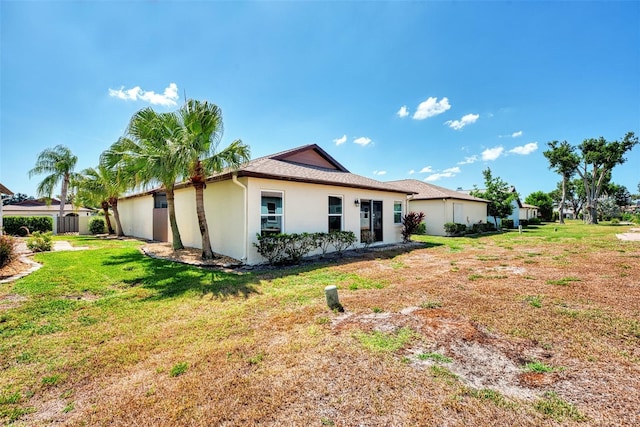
[{"left": 1, "top": 221, "right": 639, "bottom": 425}]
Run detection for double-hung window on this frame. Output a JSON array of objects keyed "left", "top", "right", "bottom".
[
  {"left": 261, "top": 191, "right": 283, "bottom": 235},
  {"left": 394, "top": 201, "right": 403, "bottom": 224},
  {"left": 328, "top": 196, "right": 343, "bottom": 232}
]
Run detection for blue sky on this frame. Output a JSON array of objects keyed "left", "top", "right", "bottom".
[{"left": 1, "top": 1, "right": 639, "bottom": 201}]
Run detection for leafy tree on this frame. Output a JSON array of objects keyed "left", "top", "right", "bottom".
[
  {"left": 576, "top": 132, "right": 638, "bottom": 224},
  {"left": 401, "top": 211, "right": 426, "bottom": 242},
  {"left": 177, "top": 99, "right": 250, "bottom": 259},
  {"left": 597, "top": 196, "right": 621, "bottom": 220},
  {"left": 103, "top": 108, "right": 186, "bottom": 249},
  {"left": 525, "top": 191, "right": 553, "bottom": 221},
  {"left": 470, "top": 168, "right": 515, "bottom": 229},
  {"left": 550, "top": 178, "right": 586, "bottom": 220},
  {"left": 543, "top": 141, "right": 579, "bottom": 224},
  {"left": 2, "top": 193, "right": 31, "bottom": 205},
  {"left": 28, "top": 145, "right": 79, "bottom": 218},
  {"left": 602, "top": 183, "right": 631, "bottom": 207}
]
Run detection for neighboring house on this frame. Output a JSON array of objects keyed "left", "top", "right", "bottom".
[
  {"left": 118, "top": 144, "right": 415, "bottom": 265},
  {"left": 387, "top": 180, "right": 489, "bottom": 236},
  {"left": 2, "top": 198, "right": 94, "bottom": 234},
  {"left": 0, "top": 183, "right": 14, "bottom": 235},
  {"left": 506, "top": 188, "right": 538, "bottom": 226}
]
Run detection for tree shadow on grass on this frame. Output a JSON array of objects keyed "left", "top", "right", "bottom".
[{"left": 101, "top": 251, "right": 261, "bottom": 301}]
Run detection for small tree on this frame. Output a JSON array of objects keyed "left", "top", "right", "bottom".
[
  {"left": 470, "top": 168, "right": 515, "bottom": 229},
  {"left": 401, "top": 212, "right": 425, "bottom": 243},
  {"left": 525, "top": 191, "right": 553, "bottom": 221}
]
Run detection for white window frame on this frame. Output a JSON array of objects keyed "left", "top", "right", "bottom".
[
  {"left": 260, "top": 190, "right": 284, "bottom": 235},
  {"left": 393, "top": 201, "right": 403, "bottom": 224},
  {"left": 328, "top": 195, "right": 343, "bottom": 232}
]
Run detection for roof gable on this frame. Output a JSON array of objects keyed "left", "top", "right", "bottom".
[{"left": 271, "top": 144, "right": 349, "bottom": 172}]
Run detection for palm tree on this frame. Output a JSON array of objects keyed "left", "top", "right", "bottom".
[
  {"left": 103, "top": 108, "right": 185, "bottom": 249},
  {"left": 28, "top": 145, "right": 78, "bottom": 218},
  {"left": 77, "top": 163, "right": 131, "bottom": 236},
  {"left": 178, "top": 99, "right": 250, "bottom": 259}
]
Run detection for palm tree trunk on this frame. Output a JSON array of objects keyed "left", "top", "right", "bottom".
[
  {"left": 194, "top": 182, "right": 214, "bottom": 259},
  {"left": 101, "top": 201, "right": 115, "bottom": 234},
  {"left": 109, "top": 197, "right": 125, "bottom": 237},
  {"left": 59, "top": 175, "right": 69, "bottom": 219},
  {"left": 166, "top": 188, "right": 184, "bottom": 250}
]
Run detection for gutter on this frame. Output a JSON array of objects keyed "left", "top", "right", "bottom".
[{"left": 231, "top": 173, "right": 248, "bottom": 262}]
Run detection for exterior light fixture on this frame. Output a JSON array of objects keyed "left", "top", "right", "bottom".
[{"left": 354, "top": 198, "right": 360, "bottom": 207}]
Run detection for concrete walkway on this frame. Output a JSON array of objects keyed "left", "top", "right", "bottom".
[{"left": 616, "top": 228, "right": 640, "bottom": 241}]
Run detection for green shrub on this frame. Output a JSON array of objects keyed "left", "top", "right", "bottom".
[
  {"left": 502, "top": 219, "right": 514, "bottom": 229},
  {"left": 529, "top": 217, "right": 541, "bottom": 225},
  {"left": 469, "top": 222, "right": 496, "bottom": 234},
  {"left": 519, "top": 219, "right": 529, "bottom": 228},
  {"left": 314, "top": 232, "right": 332, "bottom": 257},
  {"left": 283, "top": 233, "right": 316, "bottom": 263},
  {"left": 254, "top": 233, "right": 289, "bottom": 265},
  {"left": 254, "top": 231, "right": 357, "bottom": 265},
  {"left": 360, "top": 230, "right": 376, "bottom": 249},
  {"left": 401, "top": 212, "right": 426, "bottom": 243},
  {"left": 444, "top": 222, "right": 467, "bottom": 236},
  {"left": 3, "top": 216, "right": 53, "bottom": 235},
  {"left": 610, "top": 218, "right": 620, "bottom": 225},
  {"left": 89, "top": 217, "right": 106, "bottom": 235},
  {"left": 26, "top": 231, "right": 53, "bottom": 252},
  {"left": 414, "top": 222, "right": 427, "bottom": 235},
  {"left": 329, "top": 231, "right": 356, "bottom": 255},
  {"left": 0, "top": 235, "right": 16, "bottom": 267}
]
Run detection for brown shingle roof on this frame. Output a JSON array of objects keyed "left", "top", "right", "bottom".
[
  {"left": 202, "top": 144, "right": 415, "bottom": 194},
  {"left": 387, "top": 179, "right": 489, "bottom": 203},
  {"left": 0, "top": 183, "right": 13, "bottom": 195}
]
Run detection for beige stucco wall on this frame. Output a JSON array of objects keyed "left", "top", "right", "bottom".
[
  {"left": 119, "top": 195, "right": 154, "bottom": 240},
  {"left": 171, "top": 180, "right": 246, "bottom": 261},
  {"left": 118, "top": 178, "right": 408, "bottom": 265},
  {"left": 245, "top": 178, "right": 406, "bottom": 264},
  {"left": 408, "top": 198, "right": 488, "bottom": 236}
]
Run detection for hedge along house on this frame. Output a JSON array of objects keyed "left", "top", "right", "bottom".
[
  {"left": 118, "top": 144, "right": 415, "bottom": 265},
  {"left": 387, "top": 179, "right": 490, "bottom": 236},
  {"left": 0, "top": 183, "right": 14, "bottom": 235}
]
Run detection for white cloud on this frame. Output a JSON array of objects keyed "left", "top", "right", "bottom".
[
  {"left": 445, "top": 113, "right": 480, "bottom": 130},
  {"left": 512, "top": 130, "right": 523, "bottom": 138},
  {"left": 412, "top": 97, "right": 451, "bottom": 120},
  {"left": 457, "top": 155, "right": 478, "bottom": 165},
  {"left": 373, "top": 170, "right": 387, "bottom": 176},
  {"left": 419, "top": 166, "right": 433, "bottom": 173},
  {"left": 333, "top": 134, "right": 347, "bottom": 146},
  {"left": 408, "top": 169, "right": 415, "bottom": 175},
  {"left": 509, "top": 142, "right": 538, "bottom": 155},
  {"left": 397, "top": 105, "right": 409, "bottom": 118},
  {"left": 109, "top": 83, "right": 179, "bottom": 107},
  {"left": 353, "top": 137, "right": 372, "bottom": 146},
  {"left": 425, "top": 167, "right": 460, "bottom": 182},
  {"left": 482, "top": 146, "right": 504, "bottom": 161}
]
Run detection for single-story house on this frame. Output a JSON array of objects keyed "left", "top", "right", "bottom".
[
  {"left": 118, "top": 144, "right": 415, "bottom": 265},
  {"left": 387, "top": 180, "right": 490, "bottom": 236},
  {"left": 2, "top": 198, "right": 94, "bottom": 234},
  {"left": 0, "top": 183, "right": 14, "bottom": 235},
  {"left": 506, "top": 188, "right": 538, "bottom": 226}
]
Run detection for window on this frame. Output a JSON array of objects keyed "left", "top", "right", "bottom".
[
  {"left": 394, "top": 201, "right": 403, "bottom": 224},
  {"left": 154, "top": 192, "right": 168, "bottom": 209},
  {"left": 261, "top": 191, "right": 283, "bottom": 235},
  {"left": 328, "top": 196, "right": 342, "bottom": 232}
]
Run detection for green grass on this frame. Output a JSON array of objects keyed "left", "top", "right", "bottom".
[
  {"left": 546, "top": 277, "right": 581, "bottom": 286},
  {"left": 524, "top": 295, "right": 542, "bottom": 308},
  {"left": 523, "top": 360, "right": 558, "bottom": 373},
  {"left": 533, "top": 392, "right": 587, "bottom": 422},
  {"left": 354, "top": 327, "right": 415, "bottom": 353}
]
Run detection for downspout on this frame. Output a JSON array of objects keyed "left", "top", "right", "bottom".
[{"left": 231, "top": 173, "right": 248, "bottom": 262}]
